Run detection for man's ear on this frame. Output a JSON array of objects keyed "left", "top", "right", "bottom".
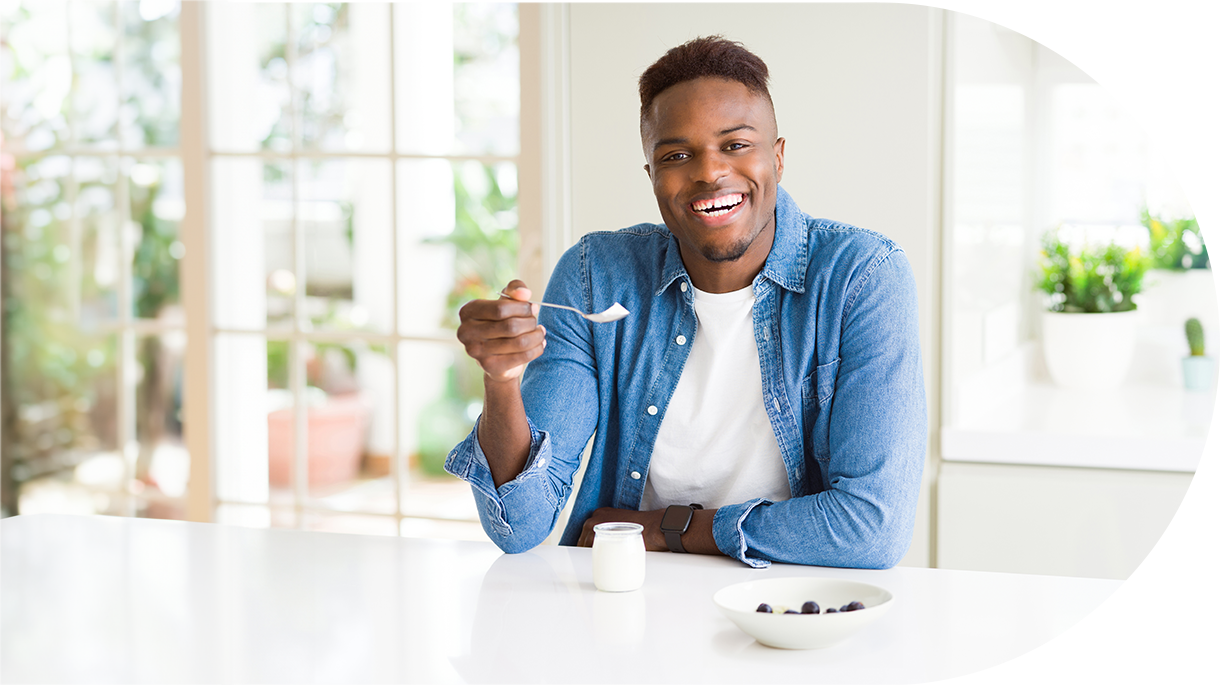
[
  {"left": 774, "top": 137, "right": 786, "bottom": 182},
  {"left": 643, "top": 163, "right": 651, "bottom": 179}
]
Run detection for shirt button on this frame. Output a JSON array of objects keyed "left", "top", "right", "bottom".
[
  {"left": 647, "top": 405, "right": 658, "bottom": 415},
  {"left": 631, "top": 471, "right": 641, "bottom": 480},
  {"left": 676, "top": 335, "right": 687, "bottom": 346},
  {"left": 680, "top": 282, "right": 688, "bottom": 292}
]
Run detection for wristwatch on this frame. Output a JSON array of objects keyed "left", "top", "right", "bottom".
[{"left": 660, "top": 503, "right": 704, "bottom": 553}]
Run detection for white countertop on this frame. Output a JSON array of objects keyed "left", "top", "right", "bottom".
[
  {"left": 1, "top": 514, "right": 1122, "bottom": 684},
  {"left": 943, "top": 381, "right": 1214, "bottom": 472}
]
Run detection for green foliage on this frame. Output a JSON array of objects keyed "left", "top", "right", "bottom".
[
  {"left": 1142, "top": 208, "right": 1210, "bottom": 271},
  {"left": 430, "top": 164, "right": 518, "bottom": 323},
  {"left": 129, "top": 175, "right": 180, "bottom": 319},
  {"left": 1036, "top": 229, "right": 1151, "bottom": 313},
  {"left": 1185, "top": 317, "right": 1206, "bottom": 356}
]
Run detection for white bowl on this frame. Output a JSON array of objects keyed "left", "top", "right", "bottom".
[{"left": 713, "top": 577, "right": 894, "bottom": 650}]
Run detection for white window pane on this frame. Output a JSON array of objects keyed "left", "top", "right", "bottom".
[
  {"left": 71, "top": 0, "right": 119, "bottom": 148},
  {"left": 129, "top": 157, "right": 184, "bottom": 319},
  {"left": 297, "top": 158, "right": 393, "bottom": 335},
  {"left": 393, "top": 3, "right": 453, "bottom": 155},
  {"left": 2, "top": 0, "right": 71, "bottom": 150},
  {"left": 134, "top": 332, "right": 188, "bottom": 514},
  {"left": 297, "top": 339, "right": 393, "bottom": 512},
  {"left": 210, "top": 157, "right": 292, "bottom": 331},
  {"left": 205, "top": 1, "right": 289, "bottom": 153},
  {"left": 394, "top": 4, "right": 519, "bottom": 156},
  {"left": 119, "top": 0, "right": 181, "bottom": 148},
  {"left": 396, "top": 159, "right": 518, "bottom": 336},
  {"left": 292, "top": 2, "right": 391, "bottom": 153},
  {"left": 214, "top": 333, "right": 271, "bottom": 505},
  {"left": 4, "top": 331, "right": 120, "bottom": 515},
  {"left": 398, "top": 341, "right": 480, "bottom": 522},
  {"left": 452, "top": 3, "right": 519, "bottom": 156}
]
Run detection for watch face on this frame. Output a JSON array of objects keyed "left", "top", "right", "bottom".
[{"left": 661, "top": 505, "right": 693, "bottom": 531}]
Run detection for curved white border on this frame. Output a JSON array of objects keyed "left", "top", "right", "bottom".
[
  {"left": 574, "top": 0, "right": 1221, "bottom": 679},
  {"left": 921, "top": 0, "right": 1223, "bottom": 682}
]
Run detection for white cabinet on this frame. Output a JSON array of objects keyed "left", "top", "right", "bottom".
[{"left": 936, "top": 461, "right": 1193, "bottom": 579}]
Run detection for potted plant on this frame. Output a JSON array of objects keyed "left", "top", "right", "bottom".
[
  {"left": 1182, "top": 317, "right": 1215, "bottom": 391},
  {"left": 1142, "top": 209, "right": 1209, "bottom": 271},
  {"left": 1035, "top": 228, "right": 1151, "bottom": 390},
  {"left": 1137, "top": 209, "right": 1215, "bottom": 334}
]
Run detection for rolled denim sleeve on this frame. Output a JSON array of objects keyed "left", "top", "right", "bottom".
[
  {"left": 443, "top": 417, "right": 567, "bottom": 552},
  {"left": 718, "top": 249, "right": 927, "bottom": 569},
  {"left": 444, "top": 243, "right": 601, "bottom": 554}
]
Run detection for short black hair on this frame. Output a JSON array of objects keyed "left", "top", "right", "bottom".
[{"left": 638, "top": 36, "right": 773, "bottom": 123}]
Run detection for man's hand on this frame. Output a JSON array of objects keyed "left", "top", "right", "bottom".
[
  {"left": 577, "top": 506, "right": 721, "bottom": 555},
  {"left": 459, "top": 279, "right": 546, "bottom": 488},
  {"left": 578, "top": 507, "right": 668, "bottom": 550},
  {"left": 457, "top": 279, "right": 546, "bottom": 383}
]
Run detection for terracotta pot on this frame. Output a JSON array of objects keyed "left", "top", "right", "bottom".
[{"left": 268, "top": 393, "right": 367, "bottom": 487}]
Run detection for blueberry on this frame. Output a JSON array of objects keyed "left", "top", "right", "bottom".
[
  {"left": 756, "top": 603, "right": 773, "bottom": 613},
  {"left": 801, "top": 601, "right": 819, "bottom": 614},
  {"left": 825, "top": 607, "right": 838, "bottom": 613},
  {"left": 784, "top": 609, "right": 799, "bottom": 614},
  {"left": 847, "top": 601, "right": 865, "bottom": 612},
  {"left": 840, "top": 604, "right": 850, "bottom": 612}
]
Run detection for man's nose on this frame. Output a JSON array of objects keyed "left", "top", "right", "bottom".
[{"left": 689, "top": 151, "right": 730, "bottom": 185}]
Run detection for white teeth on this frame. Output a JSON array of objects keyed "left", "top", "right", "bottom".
[{"left": 692, "top": 193, "right": 743, "bottom": 213}]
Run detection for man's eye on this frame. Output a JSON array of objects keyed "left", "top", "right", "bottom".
[
  {"left": 726, "top": 142, "right": 748, "bottom": 151},
  {"left": 662, "top": 152, "right": 689, "bottom": 162}
]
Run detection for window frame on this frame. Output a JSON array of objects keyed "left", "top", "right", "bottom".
[{"left": 182, "top": 2, "right": 549, "bottom": 530}]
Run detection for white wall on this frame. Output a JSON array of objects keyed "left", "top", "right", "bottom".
[{"left": 560, "top": 3, "right": 945, "bottom": 566}]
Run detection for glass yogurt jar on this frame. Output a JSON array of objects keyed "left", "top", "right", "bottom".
[{"left": 591, "top": 522, "right": 646, "bottom": 592}]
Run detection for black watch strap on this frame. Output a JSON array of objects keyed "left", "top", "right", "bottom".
[{"left": 661, "top": 503, "right": 703, "bottom": 553}]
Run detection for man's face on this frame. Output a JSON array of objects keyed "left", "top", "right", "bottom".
[{"left": 642, "top": 77, "right": 785, "bottom": 273}]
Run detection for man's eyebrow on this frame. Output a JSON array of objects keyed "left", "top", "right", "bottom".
[
  {"left": 719, "top": 124, "right": 756, "bottom": 136},
  {"left": 653, "top": 137, "right": 687, "bottom": 151},
  {"left": 651, "top": 124, "right": 758, "bottom": 154}
]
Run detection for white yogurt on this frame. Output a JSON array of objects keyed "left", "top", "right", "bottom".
[{"left": 591, "top": 522, "right": 645, "bottom": 592}]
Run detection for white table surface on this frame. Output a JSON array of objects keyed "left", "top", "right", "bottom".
[{"left": 1, "top": 514, "right": 1122, "bottom": 684}]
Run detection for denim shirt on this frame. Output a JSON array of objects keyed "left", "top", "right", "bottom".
[{"left": 446, "top": 186, "right": 926, "bottom": 569}]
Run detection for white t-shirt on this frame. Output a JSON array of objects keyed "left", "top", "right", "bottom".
[{"left": 640, "top": 283, "right": 791, "bottom": 511}]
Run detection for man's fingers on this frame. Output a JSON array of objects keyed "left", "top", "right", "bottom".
[
  {"left": 459, "top": 297, "right": 536, "bottom": 323},
  {"left": 472, "top": 337, "right": 547, "bottom": 382},
  {"left": 503, "top": 279, "right": 531, "bottom": 301},
  {"left": 455, "top": 279, "right": 546, "bottom": 381},
  {"left": 457, "top": 318, "right": 544, "bottom": 349},
  {"left": 463, "top": 327, "right": 546, "bottom": 358}
]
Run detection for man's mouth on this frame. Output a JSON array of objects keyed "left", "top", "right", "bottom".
[{"left": 690, "top": 193, "right": 745, "bottom": 217}]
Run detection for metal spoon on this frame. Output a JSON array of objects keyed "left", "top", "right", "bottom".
[{"left": 499, "top": 289, "right": 630, "bottom": 323}]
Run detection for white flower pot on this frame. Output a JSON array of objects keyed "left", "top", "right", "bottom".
[
  {"left": 1041, "top": 310, "right": 1139, "bottom": 390},
  {"left": 1182, "top": 356, "right": 1216, "bottom": 391}
]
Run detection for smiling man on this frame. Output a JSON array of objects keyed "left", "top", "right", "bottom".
[{"left": 448, "top": 36, "right": 926, "bottom": 568}]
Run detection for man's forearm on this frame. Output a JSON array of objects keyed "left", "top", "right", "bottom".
[{"left": 477, "top": 376, "right": 533, "bottom": 489}]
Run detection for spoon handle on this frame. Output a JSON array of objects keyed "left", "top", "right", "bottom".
[{"left": 498, "top": 290, "right": 587, "bottom": 317}]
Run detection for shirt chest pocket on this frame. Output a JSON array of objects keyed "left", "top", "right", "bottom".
[{"left": 800, "top": 358, "right": 840, "bottom": 462}]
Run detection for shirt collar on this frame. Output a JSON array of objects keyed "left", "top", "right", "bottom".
[{"left": 655, "top": 185, "right": 809, "bottom": 297}]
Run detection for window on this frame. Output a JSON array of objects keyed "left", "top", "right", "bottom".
[
  {"left": 1, "top": 1, "right": 525, "bottom": 538},
  {"left": 206, "top": 2, "right": 521, "bottom": 537},
  {"left": 1, "top": 0, "right": 187, "bottom": 518}
]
